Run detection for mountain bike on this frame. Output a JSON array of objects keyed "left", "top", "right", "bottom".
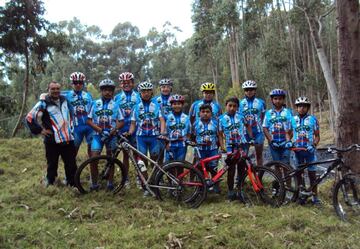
[
  {"left": 265, "top": 144, "right": 360, "bottom": 222},
  {"left": 75, "top": 134, "right": 207, "bottom": 208},
  {"left": 182, "top": 141, "right": 285, "bottom": 207}
]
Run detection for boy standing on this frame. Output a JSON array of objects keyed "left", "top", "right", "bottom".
[
  {"left": 193, "top": 104, "right": 221, "bottom": 193},
  {"left": 219, "top": 97, "right": 252, "bottom": 200},
  {"left": 239, "top": 80, "right": 266, "bottom": 166},
  {"left": 263, "top": 89, "right": 293, "bottom": 164},
  {"left": 291, "top": 97, "right": 321, "bottom": 204},
  {"left": 165, "top": 94, "right": 191, "bottom": 162}
]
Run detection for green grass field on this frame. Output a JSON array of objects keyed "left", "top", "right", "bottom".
[{"left": 1, "top": 137, "right": 359, "bottom": 249}]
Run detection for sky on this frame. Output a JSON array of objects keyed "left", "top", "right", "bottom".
[{"left": 0, "top": 0, "right": 195, "bottom": 42}]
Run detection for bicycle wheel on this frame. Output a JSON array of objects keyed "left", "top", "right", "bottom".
[
  {"left": 75, "top": 155, "right": 127, "bottom": 194},
  {"left": 333, "top": 174, "right": 360, "bottom": 223},
  {"left": 153, "top": 161, "right": 207, "bottom": 208},
  {"left": 238, "top": 166, "right": 285, "bottom": 207},
  {"left": 264, "top": 161, "right": 299, "bottom": 203}
]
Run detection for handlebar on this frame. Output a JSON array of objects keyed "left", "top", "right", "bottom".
[{"left": 327, "top": 144, "right": 360, "bottom": 154}]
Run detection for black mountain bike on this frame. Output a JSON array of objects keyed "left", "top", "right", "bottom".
[
  {"left": 75, "top": 134, "right": 207, "bottom": 208},
  {"left": 265, "top": 144, "right": 360, "bottom": 222}
]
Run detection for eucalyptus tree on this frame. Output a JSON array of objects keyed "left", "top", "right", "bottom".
[
  {"left": 335, "top": 0, "right": 360, "bottom": 172},
  {"left": 0, "top": 0, "right": 68, "bottom": 136}
]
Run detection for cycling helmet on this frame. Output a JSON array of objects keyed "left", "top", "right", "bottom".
[
  {"left": 99, "top": 79, "right": 115, "bottom": 89},
  {"left": 159, "top": 78, "right": 173, "bottom": 86},
  {"left": 119, "top": 72, "right": 134, "bottom": 82},
  {"left": 242, "top": 80, "right": 257, "bottom": 89},
  {"left": 200, "top": 82, "right": 216, "bottom": 91},
  {"left": 169, "top": 94, "right": 185, "bottom": 104},
  {"left": 138, "top": 82, "right": 153, "bottom": 91},
  {"left": 70, "top": 72, "right": 86, "bottom": 82},
  {"left": 295, "top": 96, "right": 311, "bottom": 105},
  {"left": 269, "top": 88, "right": 286, "bottom": 97}
]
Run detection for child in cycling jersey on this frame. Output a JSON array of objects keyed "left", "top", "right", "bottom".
[
  {"left": 165, "top": 94, "right": 191, "bottom": 162},
  {"left": 291, "top": 97, "right": 321, "bottom": 204},
  {"left": 128, "top": 82, "right": 166, "bottom": 196},
  {"left": 219, "top": 97, "right": 253, "bottom": 201},
  {"left": 239, "top": 80, "right": 266, "bottom": 167},
  {"left": 263, "top": 89, "right": 292, "bottom": 164},
  {"left": 189, "top": 82, "right": 222, "bottom": 124},
  {"left": 192, "top": 103, "right": 221, "bottom": 193},
  {"left": 87, "top": 79, "right": 124, "bottom": 191}
]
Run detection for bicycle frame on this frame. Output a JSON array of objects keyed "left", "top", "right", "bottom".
[
  {"left": 191, "top": 145, "right": 264, "bottom": 192},
  {"left": 116, "top": 139, "right": 183, "bottom": 195},
  {"left": 284, "top": 151, "right": 346, "bottom": 194}
]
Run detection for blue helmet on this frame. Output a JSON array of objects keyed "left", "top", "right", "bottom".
[{"left": 269, "top": 88, "right": 286, "bottom": 97}]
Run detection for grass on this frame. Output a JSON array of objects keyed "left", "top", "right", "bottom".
[{"left": 1, "top": 138, "right": 359, "bottom": 249}]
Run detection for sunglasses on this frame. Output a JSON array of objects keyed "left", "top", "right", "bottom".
[
  {"left": 244, "top": 88, "right": 256, "bottom": 92},
  {"left": 73, "top": 81, "right": 84, "bottom": 85}
]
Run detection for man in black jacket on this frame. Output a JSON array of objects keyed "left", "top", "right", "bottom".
[{"left": 26, "top": 82, "right": 77, "bottom": 186}]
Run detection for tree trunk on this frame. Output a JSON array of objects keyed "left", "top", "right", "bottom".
[
  {"left": 12, "top": 50, "right": 30, "bottom": 137},
  {"left": 335, "top": 0, "right": 360, "bottom": 172},
  {"left": 304, "top": 10, "right": 339, "bottom": 114}
]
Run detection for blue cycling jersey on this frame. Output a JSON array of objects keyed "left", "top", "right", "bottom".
[
  {"left": 153, "top": 94, "right": 172, "bottom": 117},
  {"left": 114, "top": 90, "right": 140, "bottom": 132},
  {"left": 88, "top": 98, "right": 123, "bottom": 134},
  {"left": 291, "top": 114, "right": 319, "bottom": 148},
  {"left": 189, "top": 99, "right": 222, "bottom": 121},
  {"left": 62, "top": 90, "right": 93, "bottom": 126},
  {"left": 219, "top": 112, "right": 247, "bottom": 148},
  {"left": 166, "top": 112, "right": 191, "bottom": 147},
  {"left": 239, "top": 97, "right": 266, "bottom": 135},
  {"left": 131, "top": 99, "right": 162, "bottom": 136},
  {"left": 263, "top": 107, "right": 292, "bottom": 143},
  {"left": 193, "top": 118, "right": 219, "bottom": 151}
]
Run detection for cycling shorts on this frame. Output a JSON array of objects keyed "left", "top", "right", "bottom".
[
  {"left": 199, "top": 149, "right": 219, "bottom": 169},
  {"left": 91, "top": 135, "right": 117, "bottom": 152},
  {"left": 136, "top": 136, "right": 160, "bottom": 159},
  {"left": 294, "top": 150, "right": 317, "bottom": 171},
  {"left": 166, "top": 146, "right": 187, "bottom": 162},
  {"left": 74, "top": 125, "right": 94, "bottom": 147}
]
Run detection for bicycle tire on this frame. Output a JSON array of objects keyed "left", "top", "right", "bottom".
[
  {"left": 264, "top": 161, "right": 299, "bottom": 203},
  {"left": 75, "top": 155, "right": 127, "bottom": 194},
  {"left": 333, "top": 174, "right": 360, "bottom": 223},
  {"left": 238, "top": 166, "right": 285, "bottom": 207},
  {"left": 153, "top": 161, "right": 207, "bottom": 208}
]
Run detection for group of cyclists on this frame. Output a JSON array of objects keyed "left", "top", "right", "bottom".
[{"left": 26, "top": 71, "right": 321, "bottom": 204}]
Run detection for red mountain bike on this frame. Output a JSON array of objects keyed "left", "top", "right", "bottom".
[{"left": 180, "top": 141, "right": 285, "bottom": 207}]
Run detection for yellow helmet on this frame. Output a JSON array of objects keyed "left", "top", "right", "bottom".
[{"left": 200, "top": 82, "right": 216, "bottom": 91}]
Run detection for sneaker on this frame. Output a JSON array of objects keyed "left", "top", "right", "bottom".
[
  {"left": 312, "top": 196, "right": 322, "bottom": 205},
  {"left": 62, "top": 178, "right": 68, "bottom": 186},
  {"left": 136, "top": 176, "right": 143, "bottom": 189},
  {"left": 107, "top": 182, "right": 114, "bottom": 191},
  {"left": 143, "top": 190, "right": 151, "bottom": 197},
  {"left": 213, "top": 184, "right": 221, "bottom": 194},
  {"left": 43, "top": 177, "right": 54, "bottom": 187},
  {"left": 90, "top": 183, "right": 100, "bottom": 191},
  {"left": 227, "top": 190, "right": 237, "bottom": 201},
  {"left": 124, "top": 179, "right": 131, "bottom": 189},
  {"left": 237, "top": 191, "right": 247, "bottom": 203},
  {"left": 297, "top": 197, "right": 307, "bottom": 205}
]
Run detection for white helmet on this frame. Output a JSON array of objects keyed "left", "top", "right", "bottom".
[
  {"left": 99, "top": 79, "right": 115, "bottom": 89},
  {"left": 138, "top": 82, "right": 153, "bottom": 91},
  {"left": 295, "top": 96, "right": 311, "bottom": 105},
  {"left": 159, "top": 78, "right": 173, "bottom": 86},
  {"left": 242, "top": 80, "right": 257, "bottom": 89},
  {"left": 70, "top": 72, "right": 86, "bottom": 82}
]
